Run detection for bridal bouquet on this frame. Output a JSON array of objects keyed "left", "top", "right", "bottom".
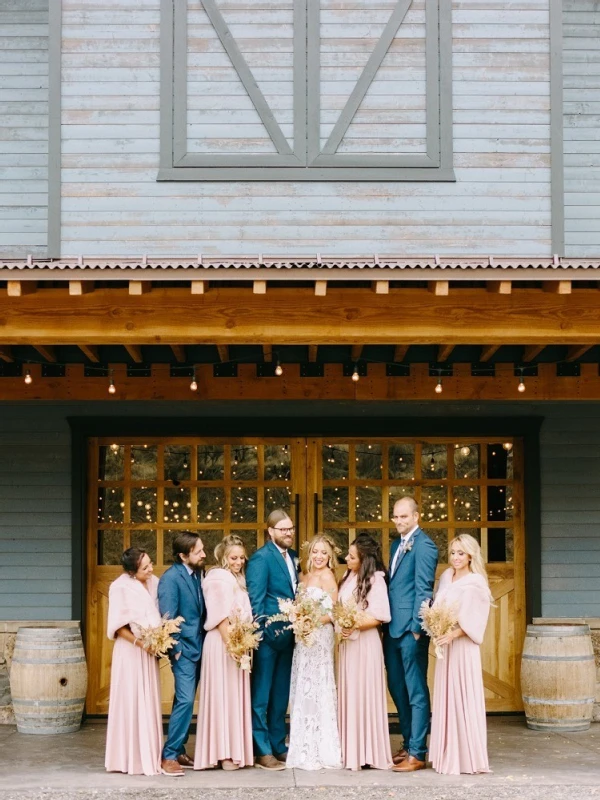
[
  {"left": 266, "top": 585, "right": 327, "bottom": 647},
  {"left": 418, "top": 599, "right": 459, "bottom": 659},
  {"left": 138, "top": 614, "right": 184, "bottom": 658},
  {"left": 332, "top": 598, "right": 366, "bottom": 644},
  {"left": 225, "top": 613, "right": 263, "bottom": 671}
]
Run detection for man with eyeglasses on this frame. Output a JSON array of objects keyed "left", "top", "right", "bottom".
[{"left": 246, "top": 508, "right": 298, "bottom": 770}]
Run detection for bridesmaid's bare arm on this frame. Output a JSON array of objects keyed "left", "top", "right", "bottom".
[{"left": 115, "top": 625, "right": 152, "bottom": 652}]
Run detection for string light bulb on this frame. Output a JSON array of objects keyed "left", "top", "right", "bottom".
[
  {"left": 24, "top": 368, "right": 32, "bottom": 385},
  {"left": 434, "top": 376, "right": 443, "bottom": 394},
  {"left": 503, "top": 442, "right": 513, "bottom": 451},
  {"left": 517, "top": 376, "right": 526, "bottom": 393},
  {"left": 108, "top": 370, "right": 116, "bottom": 395},
  {"left": 275, "top": 360, "right": 283, "bottom": 376},
  {"left": 189, "top": 368, "right": 198, "bottom": 392},
  {"left": 351, "top": 364, "right": 360, "bottom": 382}
]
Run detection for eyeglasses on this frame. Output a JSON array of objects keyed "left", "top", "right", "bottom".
[{"left": 271, "top": 526, "right": 295, "bottom": 534}]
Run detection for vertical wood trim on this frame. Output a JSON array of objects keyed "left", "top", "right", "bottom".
[
  {"left": 159, "top": 0, "right": 174, "bottom": 170},
  {"left": 47, "top": 0, "right": 62, "bottom": 258},
  {"left": 550, "top": 0, "right": 565, "bottom": 256},
  {"left": 172, "top": 1, "right": 188, "bottom": 164},
  {"left": 439, "top": 0, "right": 454, "bottom": 171},
  {"left": 293, "top": 0, "right": 307, "bottom": 165},
  {"left": 425, "top": 0, "right": 440, "bottom": 164}
]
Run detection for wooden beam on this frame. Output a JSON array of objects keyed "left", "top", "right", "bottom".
[
  {"left": 523, "top": 345, "right": 545, "bottom": 362},
  {"left": 0, "top": 362, "right": 599, "bottom": 402},
  {"left": 69, "top": 281, "right": 94, "bottom": 296},
  {"left": 314, "top": 281, "right": 327, "bottom": 296},
  {"left": 373, "top": 281, "right": 389, "bottom": 295},
  {"left": 0, "top": 346, "right": 14, "bottom": 363},
  {"left": 394, "top": 345, "right": 409, "bottom": 362},
  {"left": 191, "top": 281, "right": 207, "bottom": 295},
  {"left": 3, "top": 287, "right": 600, "bottom": 346},
  {"left": 128, "top": 281, "right": 151, "bottom": 295},
  {"left": 480, "top": 345, "right": 500, "bottom": 362},
  {"left": 78, "top": 345, "right": 99, "bottom": 363},
  {"left": 253, "top": 280, "right": 267, "bottom": 295},
  {"left": 351, "top": 345, "right": 363, "bottom": 361},
  {"left": 33, "top": 345, "right": 56, "bottom": 362},
  {"left": 566, "top": 345, "right": 593, "bottom": 362},
  {"left": 487, "top": 281, "right": 512, "bottom": 295},
  {"left": 170, "top": 345, "right": 186, "bottom": 363},
  {"left": 7, "top": 281, "right": 37, "bottom": 297},
  {"left": 308, "top": 345, "right": 318, "bottom": 362},
  {"left": 124, "top": 345, "right": 143, "bottom": 363},
  {"left": 263, "top": 345, "right": 273, "bottom": 362},
  {"left": 428, "top": 281, "right": 449, "bottom": 296},
  {"left": 437, "top": 345, "right": 454, "bottom": 362},
  {"left": 544, "top": 281, "right": 572, "bottom": 294},
  {"left": 217, "top": 345, "right": 229, "bottom": 362}
]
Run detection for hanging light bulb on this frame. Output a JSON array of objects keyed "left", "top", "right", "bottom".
[
  {"left": 351, "top": 363, "right": 360, "bottom": 382},
  {"left": 108, "top": 370, "right": 116, "bottom": 395},
  {"left": 190, "top": 368, "right": 198, "bottom": 392},
  {"left": 275, "top": 360, "right": 283, "bottom": 376},
  {"left": 24, "top": 368, "right": 32, "bottom": 385},
  {"left": 434, "top": 376, "right": 443, "bottom": 394},
  {"left": 460, "top": 445, "right": 470, "bottom": 456},
  {"left": 517, "top": 376, "right": 526, "bottom": 393},
  {"left": 503, "top": 442, "right": 513, "bottom": 451}
]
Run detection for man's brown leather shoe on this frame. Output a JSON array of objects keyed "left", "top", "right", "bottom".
[
  {"left": 161, "top": 758, "right": 185, "bottom": 776},
  {"left": 177, "top": 753, "right": 195, "bottom": 769},
  {"left": 275, "top": 752, "right": 288, "bottom": 763},
  {"left": 392, "top": 748, "right": 408, "bottom": 765},
  {"left": 392, "top": 755, "right": 426, "bottom": 772},
  {"left": 254, "top": 754, "right": 286, "bottom": 771}
]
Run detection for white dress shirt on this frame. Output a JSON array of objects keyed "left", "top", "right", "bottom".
[
  {"left": 390, "top": 524, "right": 419, "bottom": 576},
  {"left": 275, "top": 543, "right": 297, "bottom": 589}
]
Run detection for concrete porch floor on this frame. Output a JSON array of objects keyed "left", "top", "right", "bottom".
[{"left": 1, "top": 717, "right": 599, "bottom": 800}]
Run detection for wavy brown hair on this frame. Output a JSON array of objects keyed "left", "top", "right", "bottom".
[{"left": 339, "top": 533, "right": 387, "bottom": 609}]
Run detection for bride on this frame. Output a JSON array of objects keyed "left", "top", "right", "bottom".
[{"left": 286, "top": 535, "right": 342, "bottom": 770}]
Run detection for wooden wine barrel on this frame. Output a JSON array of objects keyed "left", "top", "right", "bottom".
[
  {"left": 10, "top": 627, "right": 88, "bottom": 734},
  {"left": 521, "top": 624, "right": 596, "bottom": 732}
]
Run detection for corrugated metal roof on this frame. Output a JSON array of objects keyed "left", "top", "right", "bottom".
[{"left": 1, "top": 256, "right": 600, "bottom": 272}]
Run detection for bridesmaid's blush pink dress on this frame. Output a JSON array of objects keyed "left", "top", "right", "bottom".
[
  {"left": 429, "top": 568, "right": 492, "bottom": 775},
  {"left": 337, "top": 570, "right": 393, "bottom": 771},
  {"left": 194, "top": 568, "right": 254, "bottom": 769},
  {"left": 105, "top": 573, "right": 163, "bottom": 776}
]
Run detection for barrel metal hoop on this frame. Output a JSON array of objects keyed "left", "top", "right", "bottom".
[
  {"left": 522, "top": 696, "right": 595, "bottom": 705},
  {"left": 521, "top": 654, "right": 595, "bottom": 661},
  {"left": 526, "top": 626, "right": 590, "bottom": 637},
  {"left": 526, "top": 717, "right": 592, "bottom": 725},
  {"left": 13, "top": 697, "right": 86, "bottom": 707},
  {"left": 11, "top": 656, "right": 86, "bottom": 665}
]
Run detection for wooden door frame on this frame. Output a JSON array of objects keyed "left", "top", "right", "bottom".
[{"left": 69, "top": 414, "right": 543, "bottom": 656}]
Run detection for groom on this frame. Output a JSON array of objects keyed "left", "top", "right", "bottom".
[
  {"left": 384, "top": 496, "right": 438, "bottom": 772},
  {"left": 246, "top": 509, "right": 298, "bottom": 770}
]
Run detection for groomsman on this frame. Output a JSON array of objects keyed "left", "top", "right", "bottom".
[
  {"left": 384, "top": 497, "right": 438, "bottom": 773},
  {"left": 246, "top": 509, "right": 298, "bottom": 770},
  {"left": 158, "top": 532, "right": 206, "bottom": 776}
]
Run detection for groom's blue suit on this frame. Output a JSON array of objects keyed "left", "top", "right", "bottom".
[
  {"left": 384, "top": 527, "right": 438, "bottom": 762},
  {"left": 246, "top": 540, "right": 298, "bottom": 758}
]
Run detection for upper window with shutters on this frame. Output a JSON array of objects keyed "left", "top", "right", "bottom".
[{"left": 158, "top": 0, "right": 454, "bottom": 181}]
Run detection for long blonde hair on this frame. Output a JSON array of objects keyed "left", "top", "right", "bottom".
[
  {"left": 214, "top": 534, "right": 247, "bottom": 589},
  {"left": 448, "top": 534, "right": 489, "bottom": 584},
  {"left": 302, "top": 534, "right": 340, "bottom": 573}
]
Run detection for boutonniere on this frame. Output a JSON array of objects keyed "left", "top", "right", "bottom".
[
  {"left": 403, "top": 540, "right": 414, "bottom": 553},
  {"left": 293, "top": 556, "right": 300, "bottom": 572}
]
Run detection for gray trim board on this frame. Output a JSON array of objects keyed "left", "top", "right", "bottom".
[
  {"left": 47, "top": 0, "right": 61, "bottom": 259},
  {"left": 159, "top": 0, "right": 174, "bottom": 171},
  {"left": 550, "top": 0, "right": 565, "bottom": 256}
]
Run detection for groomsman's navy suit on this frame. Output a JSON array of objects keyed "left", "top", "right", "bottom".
[
  {"left": 158, "top": 561, "right": 205, "bottom": 762},
  {"left": 246, "top": 540, "right": 298, "bottom": 758},
  {"left": 384, "top": 527, "right": 438, "bottom": 762}
]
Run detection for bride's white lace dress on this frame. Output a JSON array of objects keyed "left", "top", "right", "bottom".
[{"left": 286, "top": 586, "right": 342, "bottom": 770}]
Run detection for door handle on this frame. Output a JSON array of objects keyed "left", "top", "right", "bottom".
[
  {"left": 294, "top": 493, "right": 300, "bottom": 539},
  {"left": 313, "top": 492, "right": 322, "bottom": 534}
]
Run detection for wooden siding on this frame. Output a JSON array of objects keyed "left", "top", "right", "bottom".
[
  {"left": 0, "top": 400, "right": 598, "bottom": 620},
  {"left": 563, "top": 0, "right": 600, "bottom": 257},
  {"left": 59, "top": 0, "right": 552, "bottom": 256},
  {"left": 0, "top": 0, "right": 49, "bottom": 258}
]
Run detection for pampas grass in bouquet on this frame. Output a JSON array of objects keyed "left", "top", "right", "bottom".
[
  {"left": 332, "top": 598, "right": 366, "bottom": 644},
  {"left": 138, "top": 614, "right": 185, "bottom": 659},
  {"left": 418, "top": 599, "right": 459, "bottom": 659},
  {"left": 266, "top": 585, "right": 324, "bottom": 647},
  {"left": 226, "top": 614, "right": 263, "bottom": 671}
]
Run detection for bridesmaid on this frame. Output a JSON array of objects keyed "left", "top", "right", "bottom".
[
  {"left": 105, "top": 548, "right": 163, "bottom": 776},
  {"left": 429, "top": 534, "right": 492, "bottom": 775},
  {"left": 194, "top": 535, "right": 254, "bottom": 771},
  {"left": 337, "top": 533, "right": 393, "bottom": 771}
]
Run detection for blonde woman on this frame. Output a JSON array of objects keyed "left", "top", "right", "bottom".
[
  {"left": 286, "top": 535, "right": 342, "bottom": 770},
  {"left": 428, "top": 534, "right": 492, "bottom": 775},
  {"left": 194, "top": 536, "right": 254, "bottom": 771}
]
